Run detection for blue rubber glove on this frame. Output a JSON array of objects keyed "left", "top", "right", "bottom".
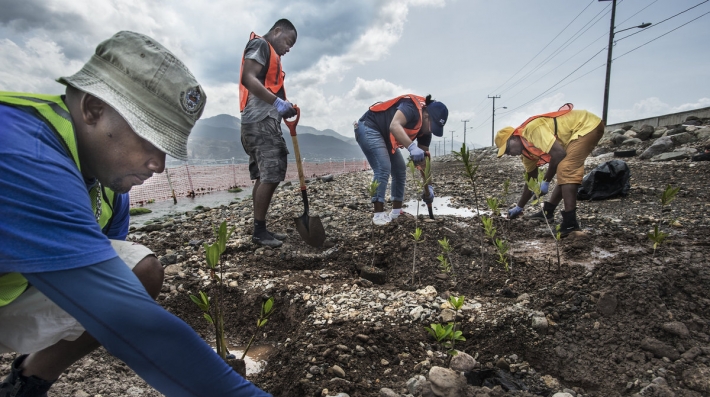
[
  {"left": 540, "top": 181, "right": 550, "bottom": 195},
  {"left": 422, "top": 185, "right": 434, "bottom": 203},
  {"left": 408, "top": 142, "right": 425, "bottom": 162},
  {"left": 508, "top": 205, "right": 523, "bottom": 219},
  {"left": 273, "top": 97, "right": 297, "bottom": 118}
]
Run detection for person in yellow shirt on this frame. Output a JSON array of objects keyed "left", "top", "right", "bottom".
[{"left": 495, "top": 105, "right": 604, "bottom": 236}]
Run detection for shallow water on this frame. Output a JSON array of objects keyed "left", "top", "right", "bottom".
[
  {"left": 401, "top": 196, "right": 491, "bottom": 218},
  {"left": 129, "top": 189, "right": 250, "bottom": 227}
]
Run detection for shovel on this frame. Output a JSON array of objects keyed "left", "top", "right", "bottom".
[
  {"left": 284, "top": 106, "right": 326, "bottom": 248},
  {"left": 415, "top": 158, "right": 435, "bottom": 220}
]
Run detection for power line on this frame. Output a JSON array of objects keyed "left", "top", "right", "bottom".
[
  {"left": 616, "top": 0, "right": 709, "bottom": 42},
  {"left": 498, "top": 2, "right": 616, "bottom": 98},
  {"left": 615, "top": 0, "right": 658, "bottom": 27},
  {"left": 490, "top": 0, "right": 595, "bottom": 95},
  {"left": 466, "top": 1, "right": 599, "bottom": 120},
  {"left": 498, "top": 46, "right": 608, "bottom": 115},
  {"left": 500, "top": 6, "right": 710, "bottom": 118},
  {"left": 614, "top": 9, "right": 710, "bottom": 60}
]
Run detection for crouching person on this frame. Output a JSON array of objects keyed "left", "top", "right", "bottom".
[
  {"left": 495, "top": 104, "right": 604, "bottom": 237},
  {"left": 0, "top": 31, "right": 271, "bottom": 396}
]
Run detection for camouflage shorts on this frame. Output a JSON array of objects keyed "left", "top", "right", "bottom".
[{"left": 241, "top": 117, "right": 289, "bottom": 183}]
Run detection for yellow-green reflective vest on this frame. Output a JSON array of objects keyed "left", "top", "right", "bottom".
[{"left": 0, "top": 92, "right": 118, "bottom": 306}]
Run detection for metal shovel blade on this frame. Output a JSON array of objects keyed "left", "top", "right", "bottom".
[
  {"left": 294, "top": 211, "right": 326, "bottom": 248},
  {"left": 285, "top": 105, "right": 327, "bottom": 248}
]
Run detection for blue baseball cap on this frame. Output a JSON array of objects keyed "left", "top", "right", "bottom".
[{"left": 426, "top": 101, "right": 448, "bottom": 137}]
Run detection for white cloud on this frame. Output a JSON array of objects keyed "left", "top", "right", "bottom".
[
  {"left": 610, "top": 97, "right": 710, "bottom": 122},
  {"left": 0, "top": 37, "right": 83, "bottom": 93}
]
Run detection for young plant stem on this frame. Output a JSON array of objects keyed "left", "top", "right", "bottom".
[{"left": 525, "top": 172, "right": 561, "bottom": 271}]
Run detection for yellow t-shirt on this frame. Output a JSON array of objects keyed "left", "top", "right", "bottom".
[{"left": 520, "top": 109, "right": 601, "bottom": 172}]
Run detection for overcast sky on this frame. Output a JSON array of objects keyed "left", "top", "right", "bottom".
[{"left": 2, "top": 0, "right": 709, "bottom": 148}]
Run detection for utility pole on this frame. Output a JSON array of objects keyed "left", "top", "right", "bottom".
[
  {"left": 599, "top": 0, "right": 651, "bottom": 125},
  {"left": 488, "top": 95, "right": 501, "bottom": 147},
  {"left": 443, "top": 137, "right": 446, "bottom": 155},
  {"left": 450, "top": 130, "right": 455, "bottom": 152},
  {"left": 602, "top": 0, "right": 617, "bottom": 125},
  {"left": 461, "top": 120, "right": 469, "bottom": 148}
]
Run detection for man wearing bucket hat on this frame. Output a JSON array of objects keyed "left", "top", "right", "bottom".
[
  {"left": 0, "top": 32, "right": 271, "bottom": 396},
  {"left": 495, "top": 104, "right": 604, "bottom": 237},
  {"left": 354, "top": 94, "right": 448, "bottom": 225}
]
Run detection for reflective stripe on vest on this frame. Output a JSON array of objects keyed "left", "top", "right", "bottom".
[
  {"left": 369, "top": 94, "right": 425, "bottom": 154},
  {"left": 0, "top": 92, "right": 117, "bottom": 306},
  {"left": 513, "top": 103, "right": 574, "bottom": 167},
  {"left": 238, "top": 33, "right": 286, "bottom": 112}
]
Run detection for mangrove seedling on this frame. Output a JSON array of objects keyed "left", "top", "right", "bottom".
[
  {"left": 189, "top": 220, "right": 235, "bottom": 360},
  {"left": 437, "top": 254, "right": 451, "bottom": 274},
  {"left": 453, "top": 143, "right": 485, "bottom": 271},
  {"left": 647, "top": 224, "right": 668, "bottom": 257},
  {"left": 494, "top": 238, "right": 510, "bottom": 272},
  {"left": 525, "top": 171, "right": 561, "bottom": 270},
  {"left": 438, "top": 237, "right": 454, "bottom": 275},
  {"left": 367, "top": 180, "right": 381, "bottom": 267},
  {"left": 407, "top": 157, "right": 431, "bottom": 286},
  {"left": 424, "top": 295, "right": 466, "bottom": 360},
  {"left": 410, "top": 227, "right": 423, "bottom": 285},
  {"left": 481, "top": 215, "right": 496, "bottom": 240},
  {"left": 648, "top": 184, "right": 679, "bottom": 256},
  {"left": 241, "top": 296, "right": 275, "bottom": 360}
]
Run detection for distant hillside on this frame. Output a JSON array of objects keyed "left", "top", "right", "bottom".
[
  {"left": 184, "top": 113, "right": 470, "bottom": 162},
  {"left": 187, "top": 114, "right": 363, "bottom": 161}
]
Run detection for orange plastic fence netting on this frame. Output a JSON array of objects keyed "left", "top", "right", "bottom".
[{"left": 129, "top": 160, "right": 371, "bottom": 207}]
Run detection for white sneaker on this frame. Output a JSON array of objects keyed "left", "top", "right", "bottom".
[
  {"left": 389, "top": 210, "right": 401, "bottom": 219},
  {"left": 372, "top": 212, "right": 391, "bottom": 225}
]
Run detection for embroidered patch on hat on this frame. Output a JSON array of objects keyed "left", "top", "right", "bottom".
[{"left": 180, "top": 86, "right": 204, "bottom": 114}]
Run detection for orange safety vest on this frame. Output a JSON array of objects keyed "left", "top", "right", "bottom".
[
  {"left": 238, "top": 32, "right": 286, "bottom": 112},
  {"left": 513, "top": 103, "right": 574, "bottom": 167},
  {"left": 369, "top": 94, "right": 426, "bottom": 154}
]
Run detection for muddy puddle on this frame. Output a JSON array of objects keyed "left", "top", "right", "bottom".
[
  {"left": 401, "top": 196, "right": 492, "bottom": 218},
  {"left": 222, "top": 344, "right": 273, "bottom": 375}
]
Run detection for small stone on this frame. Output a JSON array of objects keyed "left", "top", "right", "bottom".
[
  {"left": 330, "top": 365, "right": 345, "bottom": 378},
  {"left": 683, "top": 367, "right": 710, "bottom": 393},
  {"left": 449, "top": 352, "right": 476, "bottom": 372},
  {"left": 640, "top": 337, "right": 680, "bottom": 360},
  {"left": 379, "top": 388, "right": 399, "bottom": 397},
  {"left": 596, "top": 292, "right": 618, "bottom": 316},
  {"left": 661, "top": 321, "right": 690, "bottom": 338},
  {"left": 531, "top": 315, "right": 549, "bottom": 333}
]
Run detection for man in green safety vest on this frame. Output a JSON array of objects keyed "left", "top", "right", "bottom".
[{"left": 0, "top": 32, "right": 271, "bottom": 396}]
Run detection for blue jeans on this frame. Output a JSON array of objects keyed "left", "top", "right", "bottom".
[
  {"left": 355, "top": 121, "right": 406, "bottom": 203},
  {"left": 24, "top": 257, "right": 270, "bottom": 397}
]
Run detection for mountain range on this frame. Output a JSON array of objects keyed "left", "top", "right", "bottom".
[
  {"left": 185, "top": 114, "right": 471, "bottom": 163},
  {"left": 186, "top": 114, "right": 364, "bottom": 162}
]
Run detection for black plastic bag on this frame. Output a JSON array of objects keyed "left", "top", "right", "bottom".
[{"left": 577, "top": 159, "right": 631, "bottom": 200}]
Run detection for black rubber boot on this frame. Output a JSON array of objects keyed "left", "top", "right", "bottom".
[
  {"left": 524, "top": 202, "right": 557, "bottom": 222},
  {"left": 559, "top": 208, "right": 581, "bottom": 237},
  {"left": 267, "top": 231, "right": 288, "bottom": 241},
  {"left": 252, "top": 219, "right": 282, "bottom": 248},
  {"left": 0, "top": 355, "right": 55, "bottom": 397}
]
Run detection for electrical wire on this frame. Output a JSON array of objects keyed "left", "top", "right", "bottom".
[
  {"left": 467, "top": 1, "right": 599, "bottom": 120},
  {"left": 614, "top": 9, "right": 710, "bottom": 59},
  {"left": 616, "top": 0, "right": 709, "bottom": 42},
  {"left": 490, "top": 0, "right": 595, "bottom": 95},
  {"left": 498, "top": 2, "right": 616, "bottom": 98},
  {"left": 498, "top": 46, "right": 608, "bottom": 115}
]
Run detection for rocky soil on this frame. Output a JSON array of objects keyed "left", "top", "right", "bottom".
[{"left": 2, "top": 118, "right": 710, "bottom": 397}]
